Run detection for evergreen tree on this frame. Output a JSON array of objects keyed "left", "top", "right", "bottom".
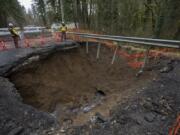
[{"left": 0, "top": 0, "right": 25, "bottom": 27}]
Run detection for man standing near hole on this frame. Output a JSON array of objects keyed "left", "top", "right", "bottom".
[
  {"left": 60, "top": 22, "right": 67, "bottom": 42},
  {"left": 8, "top": 23, "right": 20, "bottom": 48}
]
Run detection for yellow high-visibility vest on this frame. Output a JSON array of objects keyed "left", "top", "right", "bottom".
[
  {"left": 60, "top": 26, "right": 67, "bottom": 32},
  {"left": 9, "top": 28, "right": 19, "bottom": 37}
]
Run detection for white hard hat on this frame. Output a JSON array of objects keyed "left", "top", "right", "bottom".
[{"left": 8, "top": 23, "right": 13, "bottom": 27}]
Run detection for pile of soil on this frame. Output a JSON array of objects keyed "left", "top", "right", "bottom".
[{"left": 9, "top": 44, "right": 156, "bottom": 127}]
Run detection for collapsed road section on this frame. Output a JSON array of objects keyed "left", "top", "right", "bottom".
[
  {"left": 67, "top": 58, "right": 180, "bottom": 135},
  {"left": 0, "top": 41, "right": 79, "bottom": 134},
  {"left": 0, "top": 42, "right": 179, "bottom": 135}
]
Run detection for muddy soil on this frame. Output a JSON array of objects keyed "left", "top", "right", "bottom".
[
  {"left": 66, "top": 58, "right": 180, "bottom": 135},
  {"left": 9, "top": 44, "right": 156, "bottom": 127}
]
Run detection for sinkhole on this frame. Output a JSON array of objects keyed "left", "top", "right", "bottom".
[{"left": 8, "top": 44, "right": 154, "bottom": 125}]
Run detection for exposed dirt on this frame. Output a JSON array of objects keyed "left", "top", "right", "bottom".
[
  {"left": 0, "top": 76, "right": 58, "bottom": 135},
  {"left": 9, "top": 44, "right": 156, "bottom": 128},
  {"left": 65, "top": 58, "right": 180, "bottom": 135},
  {"left": 0, "top": 42, "right": 77, "bottom": 135}
]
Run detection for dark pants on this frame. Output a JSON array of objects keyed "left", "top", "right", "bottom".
[
  {"left": 13, "top": 36, "right": 19, "bottom": 48},
  {"left": 61, "top": 32, "right": 66, "bottom": 42}
]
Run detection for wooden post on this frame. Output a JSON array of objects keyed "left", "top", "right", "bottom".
[
  {"left": 111, "top": 46, "right": 118, "bottom": 64},
  {"left": 96, "top": 42, "right": 101, "bottom": 59},
  {"left": 86, "top": 41, "right": 89, "bottom": 54},
  {"left": 136, "top": 46, "right": 151, "bottom": 77}
]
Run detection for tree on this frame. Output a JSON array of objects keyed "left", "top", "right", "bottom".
[
  {"left": 31, "top": 0, "right": 180, "bottom": 39},
  {"left": 34, "top": 0, "right": 48, "bottom": 26},
  {"left": 0, "top": 0, "right": 25, "bottom": 27}
]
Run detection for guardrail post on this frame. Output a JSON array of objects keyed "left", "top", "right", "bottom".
[
  {"left": 20, "top": 31, "right": 24, "bottom": 47},
  {"left": 136, "top": 46, "right": 151, "bottom": 77},
  {"left": 96, "top": 42, "right": 101, "bottom": 59},
  {"left": 111, "top": 46, "right": 118, "bottom": 64},
  {"left": 86, "top": 41, "right": 89, "bottom": 54}
]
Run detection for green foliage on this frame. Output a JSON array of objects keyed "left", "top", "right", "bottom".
[
  {"left": 4, "top": 0, "right": 176, "bottom": 39},
  {"left": 33, "top": 0, "right": 47, "bottom": 26},
  {"left": 0, "top": 0, "right": 25, "bottom": 27}
]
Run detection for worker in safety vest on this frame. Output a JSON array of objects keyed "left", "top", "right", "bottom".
[
  {"left": 60, "top": 22, "right": 67, "bottom": 42},
  {"left": 8, "top": 23, "right": 20, "bottom": 48}
]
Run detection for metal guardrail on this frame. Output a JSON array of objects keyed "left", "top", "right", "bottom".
[
  {"left": 0, "top": 31, "right": 43, "bottom": 37},
  {"left": 68, "top": 32, "right": 180, "bottom": 76},
  {"left": 0, "top": 31, "right": 52, "bottom": 42},
  {"left": 1, "top": 30, "right": 179, "bottom": 48},
  {"left": 68, "top": 32, "right": 180, "bottom": 49}
]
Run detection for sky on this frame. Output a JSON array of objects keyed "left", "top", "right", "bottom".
[{"left": 18, "top": 0, "right": 33, "bottom": 10}]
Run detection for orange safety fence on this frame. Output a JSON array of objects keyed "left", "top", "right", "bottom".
[
  {"left": 54, "top": 32, "right": 61, "bottom": 42},
  {"left": 67, "top": 29, "right": 180, "bottom": 69},
  {"left": 68, "top": 28, "right": 179, "bottom": 54},
  {"left": 169, "top": 115, "right": 180, "bottom": 135},
  {"left": 40, "top": 35, "right": 45, "bottom": 46},
  {"left": 24, "top": 34, "right": 54, "bottom": 47},
  {"left": 67, "top": 32, "right": 164, "bottom": 69},
  {"left": 24, "top": 38, "right": 31, "bottom": 48},
  {"left": 0, "top": 40, "right": 7, "bottom": 51},
  {"left": 0, "top": 32, "right": 63, "bottom": 50}
]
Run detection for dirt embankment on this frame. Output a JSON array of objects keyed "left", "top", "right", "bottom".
[
  {"left": 9, "top": 44, "right": 156, "bottom": 128},
  {"left": 0, "top": 43, "right": 79, "bottom": 135},
  {"left": 67, "top": 58, "right": 180, "bottom": 135}
]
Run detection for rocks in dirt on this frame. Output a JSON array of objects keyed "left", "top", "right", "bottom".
[
  {"left": 158, "top": 58, "right": 176, "bottom": 73},
  {"left": 160, "top": 65, "right": 173, "bottom": 73},
  {"left": 81, "top": 90, "right": 106, "bottom": 113},
  {"left": 144, "top": 113, "right": 156, "bottom": 123},
  {"left": 147, "top": 57, "right": 176, "bottom": 73},
  {"left": 90, "top": 112, "right": 107, "bottom": 125},
  {"left": 160, "top": 116, "right": 167, "bottom": 121},
  {"left": 8, "top": 126, "right": 24, "bottom": 135},
  {"left": 95, "top": 90, "right": 106, "bottom": 97},
  {"left": 41, "top": 127, "right": 58, "bottom": 135},
  {"left": 136, "top": 70, "right": 144, "bottom": 77},
  {"left": 58, "top": 119, "right": 74, "bottom": 134},
  {"left": 0, "top": 77, "right": 58, "bottom": 135},
  {"left": 82, "top": 104, "right": 96, "bottom": 113},
  {"left": 142, "top": 100, "right": 152, "bottom": 110},
  {"left": 68, "top": 60, "right": 180, "bottom": 135},
  {"left": 143, "top": 96, "right": 174, "bottom": 116}
]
